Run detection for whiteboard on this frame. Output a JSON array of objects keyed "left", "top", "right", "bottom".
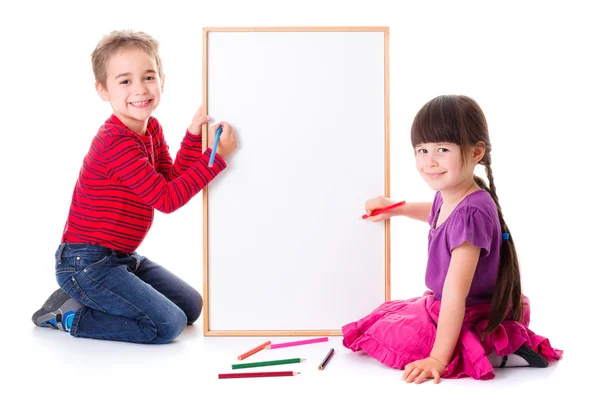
[{"left": 202, "top": 27, "right": 390, "bottom": 336}]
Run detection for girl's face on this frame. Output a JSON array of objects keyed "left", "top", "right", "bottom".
[{"left": 414, "top": 142, "right": 478, "bottom": 192}]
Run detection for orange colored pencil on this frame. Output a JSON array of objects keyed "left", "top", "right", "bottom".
[{"left": 238, "top": 341, "right": 271, "bottom": 360}]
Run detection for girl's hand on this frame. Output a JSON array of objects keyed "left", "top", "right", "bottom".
[
  {"left": 364, "top": 196, "right": 397, "bottom": 222},
  {"left": 402, "top": 357, "right": 447, "bottom": 384}
]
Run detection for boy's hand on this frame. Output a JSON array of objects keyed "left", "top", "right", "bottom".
[
  {"left": 188, "top": 106, "right": 210, "bottom": 136},
  {"left": 402, "top": 357, "right": 447, "bottom": 384},
  {"left": 208, "top": 121, "right": 237, "bottom": 159},
  {"left": 365, "top": 196, "right": 398, "bottom": 222}
]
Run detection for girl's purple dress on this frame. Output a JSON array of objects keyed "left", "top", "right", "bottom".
[{"left": 342, "top": 191, "right": 563, "bottom": 379}]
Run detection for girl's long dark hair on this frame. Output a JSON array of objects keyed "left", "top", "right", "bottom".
[{"left": 411, "top": 95, "right": 523, "bottom": 339}]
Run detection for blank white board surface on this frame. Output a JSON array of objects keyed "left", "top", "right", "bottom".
[{"left": 202, "top": 27, "right": 390, "bottom": 336}]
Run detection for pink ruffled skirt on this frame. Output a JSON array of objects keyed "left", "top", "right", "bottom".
[{"left": 342, "top": 291, "right": 563, "bottom": 380}]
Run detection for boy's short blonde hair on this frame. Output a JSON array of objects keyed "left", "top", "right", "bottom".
[{"left": 91, "top": 30, "right": 164, "bottom": 87}]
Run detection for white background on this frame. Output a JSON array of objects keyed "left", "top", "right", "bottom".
[{"left": 1, "top": 0, "right": 597, "bottom": 398}]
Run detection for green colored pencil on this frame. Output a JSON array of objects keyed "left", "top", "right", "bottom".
[{"left": 232, "top": 357, "right": 305, "bottom": 370}]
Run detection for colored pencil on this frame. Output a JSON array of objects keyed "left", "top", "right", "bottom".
[
  {"left": 318, "top": 348, "right": 335, "bottom": 370},
  {"left": 232, "top": 357, "right": 305, "bottom": 370},
  {"left": 237, "top": 341, "right": 271, "bottom": 360},
  {"left": 268, "top": 337, "right": 328, "bottom": 349},
  {"left": 208, "top": 125, "right": 223, "bottom": 168},
  {"left": 218, "top": 371, "right": 300, "bottom": 379},
  {"left": 361, "top": 201, "right": 406, "bottom": 219}
]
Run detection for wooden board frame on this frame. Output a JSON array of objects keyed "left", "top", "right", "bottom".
[{"left": 202, "top": 26, "right": 390, "bottom": 336}]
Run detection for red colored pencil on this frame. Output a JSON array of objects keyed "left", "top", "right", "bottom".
[
  {"left": 218, "top": 371, "right": 300, "bottom": 379},
  {"left": 237, "top": 341, "right": 271, "bottom": 360},
  {"left": 361, "top": 201, "right": 406, "bottom": 219}
]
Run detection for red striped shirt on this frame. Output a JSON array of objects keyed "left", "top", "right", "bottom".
[{"left": 61, "top": 114, "right": 226, "bottom": 253}]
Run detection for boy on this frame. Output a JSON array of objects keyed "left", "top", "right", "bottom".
[{"left": 31, "top": 30, "right": 237, "bottom": 344}]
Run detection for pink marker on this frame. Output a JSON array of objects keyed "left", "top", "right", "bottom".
[{"left": 268, "top": 337, "right": 329, "bottom": 349}]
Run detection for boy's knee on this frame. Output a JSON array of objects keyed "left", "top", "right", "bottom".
[
  {"left": 187, "top": 291, "right": 203, "bottom": 325},
  {"left": 156, "top": 308, "right": 187, "bottom": 344}
]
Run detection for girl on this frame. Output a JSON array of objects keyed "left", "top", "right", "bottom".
[{"left": 342, "top": 95, "right": 562, "bottom": 383}]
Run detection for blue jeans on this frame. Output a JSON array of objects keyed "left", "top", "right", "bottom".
[{"left": 54, "top": 243, "right": 202, "bottom": 344}]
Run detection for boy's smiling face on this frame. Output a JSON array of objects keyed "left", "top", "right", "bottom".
[{"left": 96, "top": 47, "right": 163, "bottom": 135}]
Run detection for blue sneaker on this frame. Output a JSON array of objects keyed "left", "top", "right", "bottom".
[
  {"left": 32, "top": 289, "right": 82, "bottom": 332},
  {"left": 62, "top": 311, "right": 77, "bottom": 331}
]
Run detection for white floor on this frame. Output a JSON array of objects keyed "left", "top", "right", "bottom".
[
  {"left": 5, "top": 317, "right": 578, "bottom": 400},
  {"left": 4, "top": 213, "right": 584, "bottom": 399}
]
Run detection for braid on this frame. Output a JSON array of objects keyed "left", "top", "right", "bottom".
[{"left": 476, "top": 155, "right": 523, "bottom": 339}]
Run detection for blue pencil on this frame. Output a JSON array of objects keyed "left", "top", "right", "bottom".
[{"left": 208, "top": 125, "right": 223, "bottom": 167}]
